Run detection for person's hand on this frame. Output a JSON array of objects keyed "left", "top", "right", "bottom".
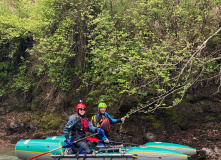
[
  {"left": 121, "top": 116, "right": 125, "bottom": 122},
  {"left": 103, "top": 138, "right": 109, "bottom": 143},
  {"left": 62, "top": 138, "right": 74, "bottom": 148}
]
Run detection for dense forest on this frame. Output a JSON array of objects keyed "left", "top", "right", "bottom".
[{"left": 0, "top": 0, "right": 221, "bottom": 159}]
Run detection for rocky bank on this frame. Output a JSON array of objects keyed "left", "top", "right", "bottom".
[{"left": 0, "top": 86, "right": 221, "bottom": 159}]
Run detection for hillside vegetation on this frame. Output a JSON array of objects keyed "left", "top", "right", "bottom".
[{"left": 0, "top": 0, "right": 221, "bottom": 134}]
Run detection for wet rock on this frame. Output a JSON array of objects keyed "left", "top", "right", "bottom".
[
  {"left": 19, "top": 122, "right": 25, "bottom": 128},
  {"left": 7, "top": 121, "right": 27, "bottom": 134},
  {"left": 201, "top": 146, "right": 221, "bottom": 159},
  {"left": 146, "top": 132, "right": 156, "bottom": 142},
  {"left": 29, "top": 122, "right": 37, "bottom": 129},
  {"left": 9, "top": 121, "right": 19, "bottom": 129}
]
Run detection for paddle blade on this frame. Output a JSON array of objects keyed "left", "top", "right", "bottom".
[{"left": 87, "top": 137, "right": 100, "bottom": 142}]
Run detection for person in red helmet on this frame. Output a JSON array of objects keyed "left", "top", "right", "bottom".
[{"left": 63, "top": 101, "right": 108, "bottom": 155}]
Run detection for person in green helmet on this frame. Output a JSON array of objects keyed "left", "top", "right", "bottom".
[{"left": 91, "top": 102, "right": 125, "bottom": 141}]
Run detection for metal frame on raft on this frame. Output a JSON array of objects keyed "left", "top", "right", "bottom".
[
  {"left": 51, "top": 153, "right": 138, "bottom": 160},
  {"left": 45, "top": 136, "right": 197, "bottom": 156}
]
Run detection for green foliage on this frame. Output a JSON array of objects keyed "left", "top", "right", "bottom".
[
  {"left": 25, "top": 0, "right": 103, "bottom": 91},
  {"left": 31, "top": 112, "right": 63, "bottom": 130},
  {"left": 0, "top": 0, "right": 28, "bottom": 55},
  {"left": 0, "top": 61, "right": 13, "bottom": 96},
  {"left": 140, "top": 115, "right": 161, "bottom": 128},
  {"left": 11, "top": 57, "right": 33, "bottom": 92},
  {"left": 0, "top": 0, "right": 34, "bottom": 93},
  {"left": 165, "top": 108, "right": 192, "bottom": 124},
  {"left": 41, "top": 113, "right": 63, "bottom": 129},
  {"left": 0, "top": 0, "right": 221, "bottom": 117},
  {"left": 85, "top": 0, "right": 221, "bottom": 109}
]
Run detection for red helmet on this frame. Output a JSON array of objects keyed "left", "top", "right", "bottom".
[{"left": 76, "top": 103, "right": 86, "bottom": 112}]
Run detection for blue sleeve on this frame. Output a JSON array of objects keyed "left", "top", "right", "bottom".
[
  {"left": 105, "top": 112, "right": 118, "bottom": 123},
  {"left": 87, "top": 121, "right": 97, "bottom": 133},
  {"left": 63, "top": 115, "right": 77, "bottom": 137}
]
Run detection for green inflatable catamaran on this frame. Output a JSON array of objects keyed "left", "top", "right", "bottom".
[{"left": 15, "top": 136, "right": 197, "bottom": 160}]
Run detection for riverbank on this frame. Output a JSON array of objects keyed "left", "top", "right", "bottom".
[
  {"left": 0, "top": 139, "right": 15, "bottom": 148},
  {"left": 1, "top": 87, "right": 221, "bottom": 159},
  {"left": 1, "top": 113, "right": 221, "bottom": 159}
]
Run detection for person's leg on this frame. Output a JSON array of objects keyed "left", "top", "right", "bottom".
[
  {"left": 75, "top": 140, "right": 93, "bottom": 154},
  {"left": 87, "top": 140, "right": 96, "bottom": 150}
]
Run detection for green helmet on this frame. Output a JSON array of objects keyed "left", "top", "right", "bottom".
[{"left": 98, "top": 102, "right": 107, "bottom": 108}]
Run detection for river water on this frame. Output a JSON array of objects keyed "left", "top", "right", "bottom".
[{"left": 0, "top": 147, "right": 20, "bottom": 160}]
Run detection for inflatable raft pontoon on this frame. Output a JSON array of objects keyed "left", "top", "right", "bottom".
[
  {"left": 45, "top": 136, "right": 197, "bottom": 156},
  {"left": 15, "top": 136, "right": 197, "bottom": 160}
]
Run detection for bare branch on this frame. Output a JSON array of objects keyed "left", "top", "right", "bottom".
[{"left": 125, "top": 26, "right": 221, "bottom": 117}]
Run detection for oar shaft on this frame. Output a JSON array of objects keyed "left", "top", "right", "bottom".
[
  {"left": 27, "top": 152, "right": 49, "bottom": 160},
  {"left": 27, "top": 146, "right": 62, "bottom": 160}
]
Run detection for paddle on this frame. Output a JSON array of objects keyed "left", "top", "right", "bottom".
[
  {"left": 87, "top": 136, "right": 100, "bottom": 142},
  {"left": 87, "top": 137, "right": 139, "bottom": 146},
  {"left": 27, "top": 133, "right": 98, "bottom": 160}
]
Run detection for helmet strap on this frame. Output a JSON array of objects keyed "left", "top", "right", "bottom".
[
  {"left": 78, "top": 110, "right": 85, "bottom": 117},
  {"left": 98, "top": 110, "right": 104, "bottom": 115}
]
